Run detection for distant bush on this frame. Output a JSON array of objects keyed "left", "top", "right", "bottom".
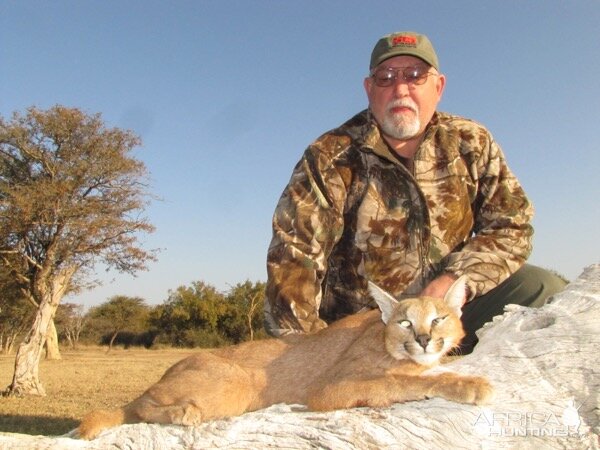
[
  {"left": 99, "top": 330, "right": 157, "bottom": 349},
  {"left": 182, "top": 329, "right": 230, "bottom": 348},
  {"left": 148, "top": 280, "right": 266, "bottom": 348},
  {"left": 153, "top": 328, "right": 229, "bottom": 348}
]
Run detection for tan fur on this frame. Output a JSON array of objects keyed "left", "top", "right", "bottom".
[{"left": 78, "top": 279, "right": 494, "bottom": 440}]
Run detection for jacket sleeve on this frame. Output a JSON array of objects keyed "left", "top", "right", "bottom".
[
  {"left": 443, "top": 135, "right": 534, "bottom": 300},
  {"left": 265, "top": 144, "right": 346, "bottom": 336}
]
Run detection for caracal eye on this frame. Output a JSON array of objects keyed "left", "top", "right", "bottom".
[
  {"left": 432, "top": 315, "right": 448, "bottom": 326},
  {"left": 398, "top": 319, "right": 412, "bottom": 328}
]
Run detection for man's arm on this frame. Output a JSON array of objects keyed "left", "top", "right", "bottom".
[
  {"left": 265, "top": 147, "right": 346, "bottom": 336},
  {"left": 437, "top": 137, "right": 534, "bottom": 301}
]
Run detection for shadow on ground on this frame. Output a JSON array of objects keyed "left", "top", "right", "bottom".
[{"left": 0, "top": 415, "right": 78, "bottom": 436}]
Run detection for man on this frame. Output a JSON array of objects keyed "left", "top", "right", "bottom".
[{"left": 265, "top": 31, "right": 565, "bottom": 352}]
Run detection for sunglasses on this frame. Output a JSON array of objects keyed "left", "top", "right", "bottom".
[{"left": 370, "top": 65, "right": 436, "bottom": 87}]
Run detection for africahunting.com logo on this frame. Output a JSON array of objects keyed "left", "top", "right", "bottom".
[{"left": 473, "top": 399, "right": 586, "bottom": 438}]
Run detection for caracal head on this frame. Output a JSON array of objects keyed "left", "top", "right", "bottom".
[{"left": 368, "top": 277, "right": 467, "bottom": 365}]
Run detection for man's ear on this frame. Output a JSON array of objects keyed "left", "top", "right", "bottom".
[
  {"left": 368, "top": 281, "right": 398, "bottom": 324},
  {"left": 364, "top": 76, "right": 374, "bottom": 103},
  {"left": 435, "top": 72, "right": 446, "bottom": 99},
  {"left": 443, "top": 276, "right": 467, "bottom": 317}
]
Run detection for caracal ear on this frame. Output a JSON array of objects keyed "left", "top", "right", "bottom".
[
  {"left": 443, "top": 276, "right": 468, "bottom": 318},
  {"left": 368, "top": 281, "right": 399, "bottom": 324}
]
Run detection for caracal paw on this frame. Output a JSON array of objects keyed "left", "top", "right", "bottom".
[
  {"left": 465, "top": 376, "right": 495, "bottom": 405},
  {"left": 434, "top": 375, "right": 495, "bottom": 405}
]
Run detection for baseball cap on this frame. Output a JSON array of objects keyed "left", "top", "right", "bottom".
[{"left": 369, "top": 32, "right": 439, "bottom": 71}]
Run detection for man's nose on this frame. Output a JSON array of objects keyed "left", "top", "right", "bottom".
[{"left": 392, "top": 79, "right": 411, "bottom": 96}]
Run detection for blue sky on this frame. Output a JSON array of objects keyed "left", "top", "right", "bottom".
[{"left": 1, "top": 1, "right": 598, "bottom": 307}]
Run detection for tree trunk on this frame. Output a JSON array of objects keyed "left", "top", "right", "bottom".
[
  {"left": 107, "top": 331, "right": 120, "bottom": 353},
  {"left": 7, "top": 300, "right": 56, "bottom": 396},
  {"left": 73, "top": 322, "right": 83, "bottom": 349},
  {"left": 247, "top": 313, "right": 254, "bottom": 341},
  {"left": 5, "top": 267, "right": 74, "bottom": 396},
  {"left": 247, "top": 293, "right": 259, "bottom": 341},
  {"left": 65, "top": 330, "right": 74, "bottom": 349},
  {"left": 1, "top": 333, "right": 18, "bottom": 355},
  {"left": 45, "top": 319, "right": 62, "bottom": 360}
]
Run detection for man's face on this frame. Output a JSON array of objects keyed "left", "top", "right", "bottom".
[{"left": 364, "top": 55, "right": 445, "bottom": 144}]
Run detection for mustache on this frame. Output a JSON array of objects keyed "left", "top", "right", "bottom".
[{"left": 386, "top": 99, "right": 418, "bottom": 113}]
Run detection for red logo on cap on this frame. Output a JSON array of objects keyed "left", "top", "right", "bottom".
[{"left": 392, "top": 35, "right": 417, "bottom": 46}]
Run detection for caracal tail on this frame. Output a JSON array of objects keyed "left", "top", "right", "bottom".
[{"left": 78, "top": 408, "right": 126, "bottom": 440}]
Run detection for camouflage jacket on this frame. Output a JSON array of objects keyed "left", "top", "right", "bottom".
[{"left": 265, "top": 109, "right": 533, "bottom": 336}]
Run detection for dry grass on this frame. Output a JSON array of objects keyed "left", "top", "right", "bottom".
[{"left": 0, "top": 346, "right": 195, "bottom": 436}]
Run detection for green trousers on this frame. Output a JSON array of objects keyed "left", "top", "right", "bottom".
[{"left": 459, "top": 264, "right": 567, "bottom": 354}]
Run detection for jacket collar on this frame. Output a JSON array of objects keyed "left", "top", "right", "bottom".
[{"left": 356, "top": 109, "right": 440, "bottom": 164}]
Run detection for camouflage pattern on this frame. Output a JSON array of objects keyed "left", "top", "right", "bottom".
[{"left": 265, "top": 110, "right": 533, "bottom": 336}]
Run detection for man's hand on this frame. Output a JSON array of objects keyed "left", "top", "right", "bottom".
[{"left": 421, "top": 273, "right": 467, "bottom": 305}]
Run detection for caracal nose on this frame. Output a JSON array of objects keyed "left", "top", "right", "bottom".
[{"left": 416, "top": 334, "right": 431, "bottom": 350}]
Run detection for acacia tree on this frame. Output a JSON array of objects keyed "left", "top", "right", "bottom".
[
  {"left": 150, "top": 281, "right": 230, "bottom": 347},
  {"left": 0, "top": 297, "right": 35, "bottom": 355},
  {"left": 88, "top": 296, "right": 148, "bottom": 351},
  {"left": 54, "top": 302, "right": 87, "bottom": 349},
  {"left": 225, "top": 281, "right": 266, "bottom": 342},
  {"left": 0, "top": 274, "right": 34, "bottom": 355},
  {"left": 0, "top": 263, "right": 36, "bottom": 354},
  {"left": 0, "top": 106, "right": 156, "bottom": 396}
]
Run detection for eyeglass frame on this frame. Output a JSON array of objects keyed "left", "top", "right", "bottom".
[{"left": 369, "top": 64, "right": 438, "bottom": 88}]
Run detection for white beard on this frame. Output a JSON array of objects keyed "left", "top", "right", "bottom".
[{"left": 379, "top": 99, "right": 421, "bottom": 140}]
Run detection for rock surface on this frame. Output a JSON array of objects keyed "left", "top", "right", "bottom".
[{"left": 1, "top": 264, "right": 599, "bottom": 450}]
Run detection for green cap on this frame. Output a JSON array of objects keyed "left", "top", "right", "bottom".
[{"left": 369, "top": 31, "right": 439, "bottom": 71}]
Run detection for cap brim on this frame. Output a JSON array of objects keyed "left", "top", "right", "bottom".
[{"left": 372, "top": 50, "right": 437, "bottom": 70}]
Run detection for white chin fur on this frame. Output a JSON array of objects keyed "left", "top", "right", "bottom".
[{"left": 411, "top": 352, "right": 442, "bottom": 366}]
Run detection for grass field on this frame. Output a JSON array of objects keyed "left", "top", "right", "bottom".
[{"left": 0, "top": 346, "right": 195, "bottom": 436}]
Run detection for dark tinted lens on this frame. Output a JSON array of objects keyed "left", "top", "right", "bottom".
[
  {"left": 403, "top": 67, "right": 421, "bottom": 82},
  {"left": 373, "top": 69, "right": 395, "bottom": 86},
  {"left": 372, "top": 66, "right": 431, "bottom": 87},
  {"left": 404, "top": 66, "right": 429, "bottom": 84}
]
